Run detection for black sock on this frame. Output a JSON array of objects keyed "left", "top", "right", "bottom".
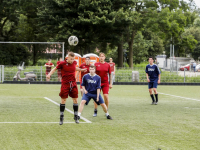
[
  {"left": 155, "top": 94, "right": 158, "bottom": 102},
  {"left": 150, "top": 94, "right": 155, "bottom": 102},
  {"left": 94, "top": 109, "right": 97, "bottom": 114},
  {"left": 60, "top": 104, "right": 65, "bottom": 115},
  {"left": 73, "top": 103, "right": 78, "bottom": 115}
]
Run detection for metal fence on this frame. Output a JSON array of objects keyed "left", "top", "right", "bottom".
[{"left": 1, "top": 65, "right": 200, "bottom": 83}]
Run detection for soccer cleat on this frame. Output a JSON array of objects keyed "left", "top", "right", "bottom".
[
  {"left": 93, "top": 113, "right": 97, "bottom": 117},
  {"left": 59, "top": 115, "right": 64, "bottom": 125},
  {"left": 74, "top": 115, "right": 79, "bottom": 124},
  {"left": 155, "top": 102, "right": 158, "bottom": 105},
  {"left": 151, "top": 102, "right": 155, "bottom": 105},
  {"left": 107, "top": 115, "right": 113, "bottom": 120}
]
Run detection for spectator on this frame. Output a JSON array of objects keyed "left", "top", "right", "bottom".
[
  {"left": 44, "top": 59, "right": 54, "bottom": 81},
  {"left": 109, "top": 58, "right": 115, "bottom": 85},
  {"left": 193, "top": 61, "right": 197, "bottom": 73}
]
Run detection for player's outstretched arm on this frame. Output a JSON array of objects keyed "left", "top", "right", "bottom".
[{"left": 46, "top": 67, "right": 57, "bottom": 80}]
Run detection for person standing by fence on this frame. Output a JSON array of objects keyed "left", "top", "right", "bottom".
[
  {"left": 193, "top": 61, "right": 196, "bottom": 73},
  {"left": 45, "top": 59, "right": 54, "bottom": 81},
  {"left": 109, "top": 58, "right": 115, "bottom": 85}
]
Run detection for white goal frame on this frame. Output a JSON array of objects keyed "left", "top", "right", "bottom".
[{"left": 0, "top": 41, "right": 65, "bottom": 60}]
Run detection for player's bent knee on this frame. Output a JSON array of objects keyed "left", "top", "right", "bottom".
[{"left": 81, "top": 100, "right": 86, "bottom": 105}]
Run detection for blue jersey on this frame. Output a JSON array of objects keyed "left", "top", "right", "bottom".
[
  {"left": 81, "top": 73, "right": 101, "bottom": 94},
  {"left": 145, "top": 64, "right": 161, "bottom": 82}
]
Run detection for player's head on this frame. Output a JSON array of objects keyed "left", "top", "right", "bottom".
[
  {"left": 85, "top": 56, "right": 90, "bottom": 65},
  {"left": 89, "top": 65, "right": 96, "bottom": 74},
  {"left": 59, "top": 57, "right": 62, "bottom": 61},
  {"left": 48, "top": 59, "right": 51, "bottom": 63},
  {"left": 67, "top": 52, "right": 75, "bottom": 64},
  {"left": 109, "top": 58, "right": 113, "bottom": 63},
  {"left": 99, "top": 52, "right": 106, "bottom": 62},
  {"left": 148, "top": 56, "right": 154, "bottom": 64}
]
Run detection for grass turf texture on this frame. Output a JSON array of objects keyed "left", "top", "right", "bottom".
[{"left": 0, "top": 84, "right": 200, "bottom": 150}]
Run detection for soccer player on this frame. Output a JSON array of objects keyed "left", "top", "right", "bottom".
[
  {"left": 78, "top": 65, "right": 113, "bottom": 121},
  {"left": 109, "top": 58, "right": 115, "bottom": 85},
  {"left": 56, "top": 57, "right": 62, "bottom": 82},
  {"left": 76, "top": 56, "right": 91, "bottom": 96},
  {"left": 93, "top": 52, "right": 112, "bottom": 117},
  {"left": 46, "top": 52, "right": 86, "bottom": 125},
  {"left": 145, "top": 56, "right": 161, "bottom": 105},
  {"left": 44, "top": 59, "right": 54, "bottom": 81}
]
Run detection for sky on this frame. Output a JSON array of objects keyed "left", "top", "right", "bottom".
[{"left": 193, "top": 0, "right": 200, "bottom": 8}]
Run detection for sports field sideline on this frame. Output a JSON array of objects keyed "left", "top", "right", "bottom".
[{"left": 0, "top": 84, "right": 200, "bottom": 149}]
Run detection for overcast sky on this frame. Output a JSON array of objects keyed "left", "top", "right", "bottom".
[{"left": 193, "top": 0, "right": 200, "bottom": 8}]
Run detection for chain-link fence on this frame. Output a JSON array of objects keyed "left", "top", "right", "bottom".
[{"left": 1, "top": 65, "right": 200, "bottom": 83}]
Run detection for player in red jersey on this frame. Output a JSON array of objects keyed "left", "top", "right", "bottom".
[
  {"left": 76, "top": 56, "right": 91, "bottom": 96},
  {"left": 109, "top": 58, "right": 115, "bottom": 85},
  {"left": 44, "top": 59, "right": 54, "bottom": 81},
  {"left": 93, "top": 52, "right": 112, "bottom": 117},
  {"left": 46, "top": 52, "right": 86, "bottom": 125},
  {"left": 56, "top": 57, "right": 62, "bottom": 81}
]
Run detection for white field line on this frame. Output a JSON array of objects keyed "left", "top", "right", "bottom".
[
  {"left": 44, "top": 97, "right": 92, "bottom": 123},
  {"left": 0, "top": 122, "right": 89, "bottom": 124},
  {"left": 158, "top": 92, "right": 200, "bottom": 102}
]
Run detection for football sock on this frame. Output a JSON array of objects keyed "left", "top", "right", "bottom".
[
  {"left": 155, "top": 94, "right": 158, "bottom": 102},
  {"left": 150, "top": 94, "right": 155, "bottom": 102},
  {"left": 78, "top": 112, "right": 81, "bottom": 117},
  {"left": 73, "top": 103, "right": 78, "bottom": 115},
  {"left": 94, "top": 109, "right": 97, "bottom": 114},
  {"left": 60, "top": 104, "right": 65, "bottom": 115},
  {"left": 105, "top": 112, "right": 109, "bottom": 117}
]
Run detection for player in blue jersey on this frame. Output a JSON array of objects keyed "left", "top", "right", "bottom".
[
  {"left": 145, "top": 56, "right": 161, "bottom": 105},
  {"left": 77, "top": 65, "right": 113, "bottom": 123}
]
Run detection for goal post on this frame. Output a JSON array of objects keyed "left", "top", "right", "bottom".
[{"left": 0, "top": 41, "right": 65, "bottom": 60}]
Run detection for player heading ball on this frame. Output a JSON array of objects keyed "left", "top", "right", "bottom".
[
  {"left": 46, "top": 52, "right": 87, "bottom": 125},
  {"left": 145, "top": 56, "right": 161, "bottom": 105}
]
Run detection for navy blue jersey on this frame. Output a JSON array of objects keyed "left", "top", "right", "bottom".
[
  {"left": 145, "top": 64, "right": 161, "bottom": 81},
  {"left": 81, "top": 73, "right": 101, "bottom": 94}
]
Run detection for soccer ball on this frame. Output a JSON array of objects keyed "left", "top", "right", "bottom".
[{"left": 68, "top": 36, "right": 78, "bottom": 46}]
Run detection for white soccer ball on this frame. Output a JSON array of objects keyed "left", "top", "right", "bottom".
[{"left": 68, "top": 36, "right": 79, "bottom": 46}]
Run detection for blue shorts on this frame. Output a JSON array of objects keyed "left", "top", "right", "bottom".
[
  {"left": 148, "top": 80, "right": 158, "bottom": 89},
  {"left": 81, "top": 93, "right": 104, "bottom": 105}
]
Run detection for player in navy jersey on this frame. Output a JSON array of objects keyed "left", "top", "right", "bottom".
[
  {"left": 145, "top": 56, "right": 161, "bottom": 105},
  {"left": 77, "top": 65, "right": 113, "bottom": 122}
]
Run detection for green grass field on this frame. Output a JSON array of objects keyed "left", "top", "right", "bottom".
[{"left": 0, "top": 84, "right": 200, "bottom": 150}]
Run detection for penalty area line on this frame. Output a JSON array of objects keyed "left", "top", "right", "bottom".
[
  {"left": 44, "top": 97, "right": 92, "bottom": 123},
  {"left": 158, "top": 92, "right": 200, "bottom": 102}
]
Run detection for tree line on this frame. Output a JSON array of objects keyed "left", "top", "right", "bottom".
[{"left": 0, "top": 0, "right": 200, "bottom": 66}]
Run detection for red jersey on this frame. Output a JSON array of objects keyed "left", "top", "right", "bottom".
[
  {"left": 45, "top": 63, "right": 54, "bottom": 73},
  {"left": 109, "top": 62, "right": 115, "bottom": 72},
  {"left": 56, "top": 61, "right": 61, "bottom": 66},
  {"left": 56, "top": 60, "right": 77, "bottom": 83},
  {"left": 95, "top": 62, "right": 111, "bottom": 83},
  {"left": 79, "top": 63, "right": 90, "bottom": 79}
]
